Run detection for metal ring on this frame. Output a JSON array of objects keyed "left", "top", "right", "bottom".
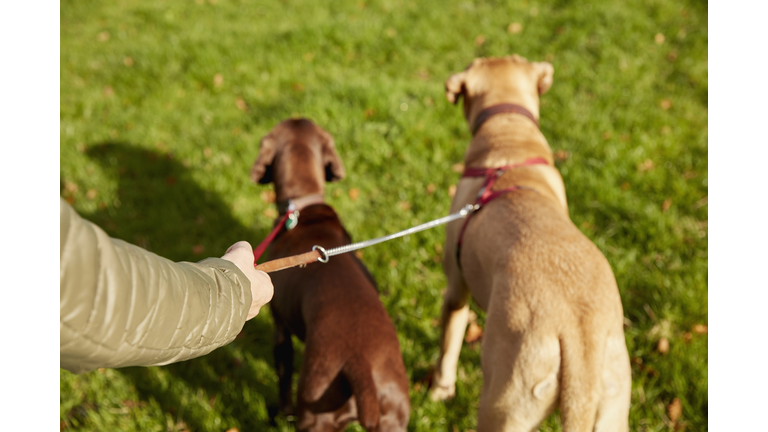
[{"left": 312, "top": 245, "right": 329, "bottom": 263}]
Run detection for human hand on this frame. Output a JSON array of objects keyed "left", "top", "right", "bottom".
[{"left": 221, "top": 241, "right": 274, "bottom": 320}]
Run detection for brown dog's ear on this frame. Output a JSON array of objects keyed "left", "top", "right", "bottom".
[
  {"left": 250, "top": 133, "right": 277, "bottom": 184},
  {"left": 318, "top": 128, "right": 345, "bottom": 182},
  {"left": 445, "top": 71, "right": 468, "bottom": 104},
  {"left": 533, "top": 61, "right": 554, "bottom": 95}
]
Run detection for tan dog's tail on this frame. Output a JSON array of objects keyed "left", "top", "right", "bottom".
[
  {"left": 558, "top": 326, "right": 605, "bottom": 432},
  {"left": 343, "top": 356, "right": 380, "bottom": 430}
]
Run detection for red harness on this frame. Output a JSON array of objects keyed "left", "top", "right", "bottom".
[{"left": 455, "top": 103, "right": 548, "bottom": 266}]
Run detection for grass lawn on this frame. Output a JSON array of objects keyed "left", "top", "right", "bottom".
[{"left": 60, "top": 0, "right": 707, "bottom": 430}]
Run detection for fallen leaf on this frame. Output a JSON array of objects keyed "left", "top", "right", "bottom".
[
  {"left": 235, "top": 97, "right": 248, "bottom": 111},
  {"left": 692, "top": 324, "right": 707, "bottom": 334},
  {"left": 602, "top": 131, "right": 612, "bottom": 140},
  {"left": 103, "top": 86, "right": 114, "bottom": 97},
  {"left": 452, "top": 162, "right": 465, "bottom": 173},
  {"left": 349, "top": 188, "right": 360, "bottom": 201},
  {"left": 64, "top": 181, "right": 79, "bottom": 194},
  {"left": 508, "top": 22, "right": 523, "bottom": 34},
  {"left": 465, "top": 322, "right": 483, "bottom": 343},
  {"left": 213, "top": 73, "right": 224, "bottom": 87},
  {"left": 225, "top": 428, "right": 239, "bottom": 432},
  {"left": 263, "top": 208, "right": 278, "bottom": 218},
  {"left": 554, "top": 150, "right": 570, "bottom": 161},
  {"left": 448, "top": 185, "right": 457, "bottom": 198},
  {"left": 655, "top": 33, "right": 665, "bottom": 44},
  {"left": 192, "top": 244, "right": 205, "bottom": 254},
  {"left": 98, "top": 31, "right": 110, "bottom": 42},
  {"left": 474, "top": 34, "right": 486, "bottom": 46},
  {"left": 86, "top": 189, "right": 98, "bottom": 200},
  {"left": 434, "top": 243, "right": 443, "bottom": 254},
  {"left": 389, "top": 259, "right": 398, "bottom": 268},
  {"left": 662, "top": 199, "right": 672, "bottom": 212},
  {"left": 683, "top": 332, "right": 692, "bottom": 343},
  {"left": 355, "top": 250, "right": 364, "bottom": 259},
  {"left": 638, "top": 159, "right": 654, "bottom": 172},
  {"left": 660, "top": 99, "right": 673, "bottom": 110},
  {"left": 364, "top": 108, "right": 376, "bottom": 118},
  {"left": 657, "top": 337, "right": 670, "bottom": 354},
  {"left": 668, "top": 398, "right": 682, "bottom": 422},
  {"left": 123, "top": 56, "right": 134, "bottom": 67},
  {"left": 683, "top": 171, "right": 697, "bottom": 180},
  {"left": 399, "top": 201, "right": 412, "bottom": 211},
  {"left": 667, "top": 50, "right": 678, "bottom": 62},
  {"left": 260, "top": 190, "right": 276, "bottom": 204},
  {"left": 694, "top": 196, "right": 708, "bottom": 209},
  {"left": 426, "top": 183, "right": 437, "bottom": 194}
]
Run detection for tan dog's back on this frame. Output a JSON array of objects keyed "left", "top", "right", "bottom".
[{"left": 431, "top": 56, "right": 631, "bottom": 431}]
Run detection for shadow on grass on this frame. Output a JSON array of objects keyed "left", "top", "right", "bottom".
[{"left": 81, "top": 142, "right": 288, "bottom": 431}]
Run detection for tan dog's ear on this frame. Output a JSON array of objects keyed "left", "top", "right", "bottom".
[
  {"left": 318, "top": 128, "right": 345, "bottom": 182},
  {"left": 445, "top": 71, "right": 468, "bottom": 104},
  {"left": 250, "top": 133, "right": 277, "bottom": 184},
  {"left": 533, "top": 61, "right": 554, "bottom": 95}
]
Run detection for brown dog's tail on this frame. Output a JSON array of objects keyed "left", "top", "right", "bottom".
[
  {"left": 343, "top": 356, "right": 380, "bottom": 431},
  {"left": 558, "top": 325, "right": 605, "bottom": 432}
]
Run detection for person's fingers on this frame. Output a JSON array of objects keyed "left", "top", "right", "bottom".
[{"left": 220, "top": 241, "right": 274, "bottom": 320}]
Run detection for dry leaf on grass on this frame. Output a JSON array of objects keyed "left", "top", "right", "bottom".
[
  {"left": 655, "top": 33, "right": 665, "bottom": 44},
  {"left": 235, "top": 97, "right": 248, "bottom": 111},
  {"left": 668, "top": 398, "right": 682, "bottom": 422},
  {"left": 465, "top": 322, "right": 483, "bottom": 343},
  {"left": 452, "top": 162, "right": 465, "bottom": 173},
  {"left": 692, "top": 324, "right": 707, "bottom": 334},
  {"left": 662, "top": 199, "right": 672, "bottom": 212},
  {"left": 448, "top": 185, "right": 457, "bottom": 198},
  {"left": 638, "top": 159, "right": 654, "bottom": 172},
  {"left": 349, "top": 188, "right": 360, "bottom": 200},
  {"left": 263, "top": 208, "right": 278, "bottom": 218},
  {"left": 660, "top": 99, "right": 673, "bottom": 110},
  {"left": 192, "top": 244, "right": 205, "bottom": 254},
  {"left": 657, "top": 337, "right": 669, "bottom": 354},
  {"left": 426, "top": 183, "right": 436, "bottom": 194},
  {"left": 260, "top": 190, "right": 276, "bottom": 204},
  {"left": 474, "top": 35, "right": 486, "bottom": 46},
  {"left": 508, "top": 22, "right": 523, "bottom": 34},
  {"left": 554, "top": 150, "right": 570, "bottom": 161},
  {"left": 213, "top": 73, "right": 224, "bottom": 87}
]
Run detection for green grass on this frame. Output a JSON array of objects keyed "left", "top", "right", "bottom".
[{"left": 60, "top": 0, "right": 707, "bottom": 430}]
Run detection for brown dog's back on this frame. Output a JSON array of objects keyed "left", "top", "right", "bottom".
[{"left": 268, "top": 205, "right": 410, "bottom": 431}]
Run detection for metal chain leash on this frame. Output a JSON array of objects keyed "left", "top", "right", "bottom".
[{"left": 311, "top": 204, "right": 479, "bottom": 263}]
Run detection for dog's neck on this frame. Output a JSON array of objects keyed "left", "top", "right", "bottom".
[{"left": 276, "top": 193, "right": 325, "bottom": 215}]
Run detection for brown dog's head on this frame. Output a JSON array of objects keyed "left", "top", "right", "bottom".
[
  {"left": 445, "top": 55, "right": 554, "bottom": 125},
  {"left": 250, "top": 118, "right": 345, "bottom": 202}
]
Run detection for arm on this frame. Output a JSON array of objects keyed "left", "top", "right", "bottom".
[{"left": 60, "top": 198, "right": 263, "bottom": 373}]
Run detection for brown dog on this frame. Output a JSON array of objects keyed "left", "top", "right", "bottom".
[
  {"left": 251, "top": 118, "right": 410, "bottom": 432},
  {"left": 429, "top": 56, "right": 631, "bottom": 431}
]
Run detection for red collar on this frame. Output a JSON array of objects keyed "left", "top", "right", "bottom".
[{"left": 471, "top": 103, "right": 539, "bottom": 135}]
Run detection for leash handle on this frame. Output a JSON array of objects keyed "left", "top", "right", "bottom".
[{"left": 255, "top": 249, "right": 322, "bottom": 273}]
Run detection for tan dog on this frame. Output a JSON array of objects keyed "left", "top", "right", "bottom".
[{"left": 429, "top": 56, "right": 631, "bottom": 431}]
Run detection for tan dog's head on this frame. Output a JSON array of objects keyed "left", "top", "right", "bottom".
[
  {"left": 250, "top": 118, "right": 345, "bottom": 202},
  {"left": 445, "top": 55, "right": 554, "bottom": 125}
]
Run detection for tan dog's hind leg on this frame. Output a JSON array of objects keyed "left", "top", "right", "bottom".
[
  {"left": 430, "top": 273, "right": 471, "bottom": 401},
  {"left": 476, "top": 298, "right": 561, "bottom": 431},
  {"left": 593, "top": 333, "right": 631, "bottom": 432}
]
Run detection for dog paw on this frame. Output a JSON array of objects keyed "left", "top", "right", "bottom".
[{"left": 429, "top": 382, "right": 456, "bottom": 401}]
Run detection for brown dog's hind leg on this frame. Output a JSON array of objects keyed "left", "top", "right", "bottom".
[
  {"left": 430, "top": 274, "right": 471, "bottom": 401},
  {"left": 274, "top": 322, "right": 295, "bottom": 416}
]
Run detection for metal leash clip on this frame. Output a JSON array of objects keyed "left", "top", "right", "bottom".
[{"left": 312, "top": 245, "right": 329, "bottom": 263}]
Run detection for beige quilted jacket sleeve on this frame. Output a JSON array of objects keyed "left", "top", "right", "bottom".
[{"left": 60, "top": 198, "right": 252, "bottom": 374}]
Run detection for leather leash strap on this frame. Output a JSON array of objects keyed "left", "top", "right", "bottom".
[{"left": 471, "top": 103, "right": 539, "bottom": 135}]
